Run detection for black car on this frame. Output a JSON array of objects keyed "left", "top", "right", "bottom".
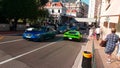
[
  {"left": 70, "top": 26, "right": 79, "bottom": 31},
  {"left": 57, "top": 25, "right": 69, "bottom": 34}
]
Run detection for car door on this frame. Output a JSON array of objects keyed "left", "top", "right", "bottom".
[
  {"left": 44, "top": 27, "right": 50, "bottom": 39},
  {"left": 48, "top": 27, "right": 55, "bottom": 38}
]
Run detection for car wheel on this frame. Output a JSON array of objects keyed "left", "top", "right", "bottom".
[
  {"left": 39, "top": 36, "right": 44, "bottom": 42},
  {"left": 52, "top": 35, "right": 55, "bottom": 39},
  {"left": 33, "top": 39, "right": 39, "bottom": 42},
  {"left": 77, "top": 38, "right": 82, "bottom": 42},
  {"left": 26, "top": 38, "right": 30, "bottom": 41}
]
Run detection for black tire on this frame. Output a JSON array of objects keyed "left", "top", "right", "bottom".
[
  {"left": 52, "top": 35, "right": 55, "bottom": 39},
  {"left": 39, "top": 36, "right": 44, "bottom": 42},
  {"left": 77, "top": 38, "right": 82, "bottom": 42},
  {"left": 33, "top": 38, "right": 40, "bottom": 42}
]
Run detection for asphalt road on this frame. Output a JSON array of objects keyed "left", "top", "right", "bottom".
[{"left": 0, "top": 34, "right": 87, "bottom": 68}]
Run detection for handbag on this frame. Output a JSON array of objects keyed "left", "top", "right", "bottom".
[{"left": 100, "top": 40, "right": 107, "bottom": 47}]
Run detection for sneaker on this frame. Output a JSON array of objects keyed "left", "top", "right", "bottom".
[
  {"left": 106, "top": 59, "right": 112, "bottom": 63},
  {"left": 106, "top": 61, "right": 111, "bottom": 64}
]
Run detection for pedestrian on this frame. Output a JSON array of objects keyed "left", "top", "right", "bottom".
[
  {"left": 116, "top": 38, "right": 120, "bottom": 61},
  {"left": 104, "top": 28, "right": 119, "bottom": 63},
  {"left": 95, "top": 26, "right": 101, "bottom": 40},
  {"left": 88, "top": 26, "right": 96, "bottom": 39},
  {"left": 88, "top": 28, "right": 93, "bottom": 39}
]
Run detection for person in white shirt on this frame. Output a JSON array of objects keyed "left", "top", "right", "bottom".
[{"left": 95, "top": 26, "right": 101, "bottom": 40}]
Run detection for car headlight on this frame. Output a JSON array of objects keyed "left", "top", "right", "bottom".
[
  {"left": 60, "top": 30, "right": 63, "bottom": 32},
  {"left": 35, "top": 34, "right": 41, "bottom": 36}
]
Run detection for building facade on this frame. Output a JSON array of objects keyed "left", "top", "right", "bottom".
[
  {"left": 88, "top": 0, "right": 96, "bottom": 18},
  {"left": 44, "top": 0, "right": 88, "bottom": 24},
  {"left": 44, "top": 1, "right": 66, "bottom": 23},
  {"left": 88, "top": 0, "right": 96, "bottom": 25},
  {"left": 63, "top": 1, "right": 88, "bottom": 18},
  {"left": 99, "top": 0, "right": 120, "bottom": 37}
]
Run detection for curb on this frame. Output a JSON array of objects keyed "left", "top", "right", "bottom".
[{"left": 72, "top": 38, "right": 90, "bottom": 68}]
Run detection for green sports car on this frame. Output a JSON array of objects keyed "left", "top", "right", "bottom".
[{"left": 63, "top": 30, "right": 83, "bottom": 41}]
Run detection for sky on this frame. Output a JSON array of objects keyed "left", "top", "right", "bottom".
[
  {"left": 81, "top": 0, "right": 89, "bottom": 5},
  {"left": 53, "top": 0, "right": 89, "bottom": 5}
]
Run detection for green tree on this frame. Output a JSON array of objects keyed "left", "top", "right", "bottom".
[
  {"left": 2, "top": 0, "right": 38, "bottom": 19},
  {"left": 1, "top": 0, "right": 49, "bottom": 30},
  {"left": 0, "top": 0, "right": 49, "bottom": 30}
]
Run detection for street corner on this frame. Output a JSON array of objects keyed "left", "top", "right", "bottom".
[{"left": 0, "top": 35, "right": 4, "bottom": 40}]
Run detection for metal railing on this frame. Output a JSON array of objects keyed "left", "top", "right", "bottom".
[{"left": 92, "top": 39, "right": 96, "bottom": 68}]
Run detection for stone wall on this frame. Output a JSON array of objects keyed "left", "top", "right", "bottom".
[{"left": 0, "top": 24, "right": 26, "bottom": 31}]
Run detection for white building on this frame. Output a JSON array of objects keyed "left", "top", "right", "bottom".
[
  {"left": 44, "top": 1, "right": 66, "bottom": 23},
  {"left": 99, "top": 0, "right": 120, "bottom": 37},
  {"left": 88, "top": 0, "right": 95, "bottom": 18},
  {"left": 44, "top": 0, "right": 88, "bottom": 23},
  {"left": 88, "top": 0, "right": 96, "bottom": 24},
  {"left": 63, "top": 1, "right": 88, "bottom": 18}
]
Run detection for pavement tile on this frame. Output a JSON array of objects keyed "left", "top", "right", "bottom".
[
  {"left": 93, "top": 38, "right": 120, "bottom": 68},
  {"left": 84, "top": 36, "right": 120, "bottom": 68}
]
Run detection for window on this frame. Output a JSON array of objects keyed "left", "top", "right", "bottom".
[
  {"left": 107, "top": 0, "right": 111, "bottom": 3},
  {"left": 116, "top": 22, "right": 120, "bottom": 32},
  {"left": 106, "top": 0, "right": 111, "bottom": 10},
  {"left": 58, "top": 10, "right": 60, "bottom": 13},
  {"left": 109, "top": 22, "right": 115, "bottom": 28},
  {"left": 104, "top": 21, "right": 108, "bottom": 28},
  {"left": 52, "top": 9, "right": 54, "bottom": 13}
]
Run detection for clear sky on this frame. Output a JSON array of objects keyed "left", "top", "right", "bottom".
[{"left": 81, "top": 0, "right": 89, "bottom": 5}]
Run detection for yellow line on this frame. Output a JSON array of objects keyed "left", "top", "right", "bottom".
[{"left": 0, "top": 35, "right": 4, "bottom": 40}]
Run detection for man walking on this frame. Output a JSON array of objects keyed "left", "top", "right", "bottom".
[{"left": 104, "top": 28, "right": 119, "bottom": 63}]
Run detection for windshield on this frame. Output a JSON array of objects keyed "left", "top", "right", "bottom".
[
  {"left": 25, "top": 28, "right": 42, "bottom": 31},
  {"left": 70, "top": 27, "right": 77, "bottom": 30},
  {"left": 69, "top": 31, "right": 77, "bottom": 34},
  {"left": 59, "top": 26, "right": 67, "bottom": 30}
]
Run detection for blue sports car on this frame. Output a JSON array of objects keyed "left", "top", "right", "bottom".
[{"left": 23, "top": 26, "right": 56, "bottom": 41}]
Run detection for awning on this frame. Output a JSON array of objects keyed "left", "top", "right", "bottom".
[{"left": 74, "top": 18, "right": 96, "bottom": 22}]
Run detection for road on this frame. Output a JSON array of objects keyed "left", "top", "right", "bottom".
[{"left": 0, "top": 34, "right": 87, "bottom": 68}]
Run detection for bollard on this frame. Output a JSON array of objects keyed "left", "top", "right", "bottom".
[{"left": 81, "top": 51, "right": 92, "bottom": 68}]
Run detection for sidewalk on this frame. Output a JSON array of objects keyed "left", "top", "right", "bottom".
[{"left": 86, "top": 38, "right": 120, "bottom": 68}]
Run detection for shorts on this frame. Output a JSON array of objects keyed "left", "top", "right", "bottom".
[{"left": 105, "top": 48, "right": 114, "bottom": 55}]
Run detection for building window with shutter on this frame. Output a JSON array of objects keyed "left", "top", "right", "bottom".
[
  {"left": 109, "top": 22, "right": 115, "bottom": 28},
  {"left": 58, "top": 10, "right": 60, "bottom": 13},
  {"left": 104, "top": 21, "right": 108, "bottom": 28},
  {"left": 52, "top": 9, "right": 54, "bottom": 13}
]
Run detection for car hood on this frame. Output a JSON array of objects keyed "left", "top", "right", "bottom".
[{"left": 24, "top": 31, "right": 45, "bottom": 34}]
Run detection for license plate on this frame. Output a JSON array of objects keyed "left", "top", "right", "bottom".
[
  {"left": 26, "top": 34, "right": 31, "bottom": 38},
  {"left": 69, "top": 38, "right": 72, "bottom": 40}
]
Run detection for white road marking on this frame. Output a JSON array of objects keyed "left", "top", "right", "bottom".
[
  {"left": 72, "top": 46, "right": 85, "bottom": 68},
  {"left": 72, "top": 36, "right": 89, "bottom": 68},
  {"left": 0, "top": 39, "right": 23, "bottom": 45},
  {"left": 0, "top": 41, "right": 59, "bottom": 65}
]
